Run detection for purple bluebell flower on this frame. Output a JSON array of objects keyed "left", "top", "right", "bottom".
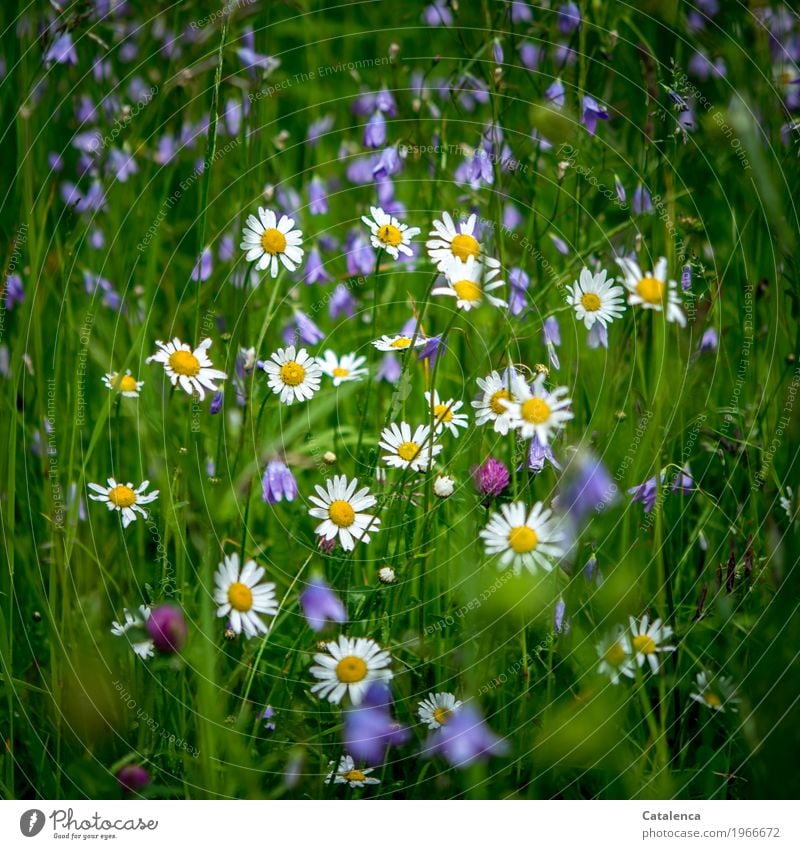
[
  {"left": 507, "top": 268, "right": 529, "bottom": 316},
  {"left": 492, "top": 39, "right": 504, "bottom": 65},
  {"left": 106, "top": 148, "right": 138, "bottom": 182},
  {"left": 549, "top": 233, "right": 569, "bottom": 255},
  {"left": 308, "top": 177, "right": 328, "bottom": 215},
  {"left": 330, "top": 283, "right": 357, "bottom": 319},
  {"left": 300, "top": 577, "right": 346, "bottom": 632},
  {"left": 632, "top": 184, "right": 653, "bottom": 215},
  {"left": 346, "top": 154, "right": 378, "bottom": 185},
  {"left": 45, "top": 31, "right": 77, "bottom": 66},
  {"left": 261, "top": 705, "right": 276, "bottom": 732},
  {"left": 423, "top": 0, "right": 453, "bottom": 26},
  {"left": 209, "top": 391, "right": 223, "bottom": 415},
  {"left": 191, "top": 247, "right": 213, "bottom": 282},
  {"left": 307, "top": 114, "right": 334, "bottom": 146},
  {"left": 672, "top": 465, "right": 694, "bottom": 494},
  {"left": 375, "top": 86, "right": 397, "bottom": 116},
  {"left": 681, "top": 265, "right": 692, "bottom": 291},
  {"left": 614, "top": 175, "right": 627, "bottom": 204},
  {"left": 344, "top": 682, "right": 410, "bottom": 764},
  {"left": 376, "top": 177, "right": 406, "bottom": 217},
  {"left": 217, "top": 234, "right": 234, "bottom": 263},
  {"left": 527, "top": 434, "right": 561, "bottom": 473},
  {"left": 700, "top": 327, "right": 718, "bottom": 352},
  {"left": 519, "top": 41, "right": 542, "bottom": 70},
  {"left": 363, "top": 111, "right": 386, "bottom": 149},
  {"left": 558, "top": 2, "right": 581, "bottom": 34},
  {"left": 302, "top": 247, "right": 330, "bottom": 285},
  {"left": 560, "top": 452, "right": 616, "bottom": 526},
  {"left": 376, "top": 353, "right": 402, "bottom": 383},
  {"left": 223, "top": 98, "right": 242, "bottom": 136},
  {"left": 582, "top": 95, "right": 610, "bottom": 136},
  {"left": 628, "top": 473, "right": 662, "bottom": 513},
  {"left": 510, "top": 1, "right": 533, "bottom": 23},
  {"left": 472, "top": 457, "right": 510, "bottom": 498},
  {"left": 72, "top": 130, "right": 102, "bottom": 156},
  {"left": 262, "top": 460, "right": 298, "bottom": 504},
  {"left": 688, "top": 50, "right": 727, "bottom": 81},
  {"left": 554, "top": 598, "right": 570, "bottom": 634},
  {"left": 422, "top": 704, "right": 508, "bottom": 768},
  {"left": 503, "top": 203, "right": 522, "bottom": 230},
  {"left": 4, "top": 274, "right": 24, "bottom": 310},
  {"left": 346, "top": 230, "right": 376, "bottom": 276},
  {"left": 454, "top": 73, "right": 490, "bottom": 111},
  {"left": 543, "top": 316, "right": 561, "bottom": 368},
  {"left": 417, "top": 334, "right": 446, "bottom": 367},
  {"left": 587, "top": 322, "right": 608, "bottom": 349},
  {"left": 373, "top": 146, "right": 402, "bottom": 179},
  {"left": 117, "top": 764, "right": 150, "bottom": 793},
  {"left": 468, "top": 148, "right": 494, "bottom": 187},
  {"left": 584, "top": 555, "right": 599, "bottom": 583},
  {"left": 154, "top": 133, "right": 177, "bottom": 165},
  {"left": 48, "top": 151, "right": 63, "bottom": 172},
  {"left": 146, "top": 605, "right": 187, "bottom": 653},
  {"left": 284, "top": 310, "right": 323, "bottom": 346},
  {"left": 545, "top": 79, "right": 565, "bottom": 108}
]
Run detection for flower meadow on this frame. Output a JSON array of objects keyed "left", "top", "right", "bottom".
[{"left": 1, "top": 0, "right": 800, "bottom": 804}]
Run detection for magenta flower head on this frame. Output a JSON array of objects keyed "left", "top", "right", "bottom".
[
  {"left": 422, "top": 704, "right": 508, "bottom": 768},
  {"left": 117, "top": 764, "right": 150, "bottom": 793},
  {"left": 299, "top": 577, "right": 347, "bottom": 632},
  {"left": 472, "top": 457, "right": 510, "bottom": 499},
  {"left": 262, "top": 460, "right": 298, "bottom": 504},
  {"left": 344, "top": 682, "right": 410, "bottom": 765},
  {"left": 146, "top": 604, "right": 187, "bottom": 653}
]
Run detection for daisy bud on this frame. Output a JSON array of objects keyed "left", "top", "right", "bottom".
[
  {"left": 146, "top": 604, "right": 187, "bottom": 653},
  {"left": 323, "top": 451, "right": 337, "bottom": 465},
  {"left": 300, "top": 577, "right": 347, "bottom": 632},
  {"left": 434, "top": 474, "right": 455, "bottom": 498},
  {"left": 117, "top": 764, "right": 150, "bottom": 792},
  {"left": 472, "top": 457, "right": 510, "bottom": 499},
  {"left": 377, "top": 566, "right": 396, "bottom": 584}
]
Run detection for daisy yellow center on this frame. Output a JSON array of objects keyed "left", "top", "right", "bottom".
[
  {"left": 169, "top": 350, "right": 201, "bottom": 377},
  {"left": 605, "top": 642, "right": 627, "bottom": 666},
  {"left": 261, "top": 227, "right": 287, "bottom": 255},
  {"left": 280, "top": 361, "right": 305, "bottom": 386},
  {"left": 227, "top": 581, "right": 253, "bottom": 612},
  {"left": 377, "top": 223, "right": 403, "bottom": 247},
  {"left": 344, "top": 768, "right": 367, "bottom": 782},
  {"left": 434, "top": 403, "right": 453, "bottom": 422},
  {"left": 329, "top": 500, "right": 355, "bottom": 527},
  {"left": 451, "top": 233, "right": 480, "bottom": 261},
  {"left": 118, "top": 374, "right": 138, "bottom": 393},
  {"left": 390, "top": 337, "right": 412, "bottom": 348},
  {"left": 520, "top": 397, "right": 551, "bottom": 424},
  {"left": 333, "top": 367, "right": 350, "bottom": 378},
  {"left": 336, "top": 655, "right": 368, "bottom": 683},
  {"left": 108, "top": 484, "right": 136, "bottom": 508},
  {"left": 397, "top": 441, "right": 420, "bottom": 461},
  {"left": 433, "top": 706, "right": 453, "bottom": 725},
  {"left": 636, "top": 276, "right": 665, "bottom": 304},
  {"left": 581, "top": 292, "right": 602, "bottom": 311},
  {"left": 453, "top": 279, "right": 482, "bottom": 302},
  {"left": 489, "top": 389, "right": 512, "bottom": 415},
  {"left": 633, "top": 634, "right": 657, "bottom": 655},
  {"left": 705, "top": 692, "right": 722, "bottom": 708},
  {"left": 508, "top": 525, "right": 538, "bottom": 553}
]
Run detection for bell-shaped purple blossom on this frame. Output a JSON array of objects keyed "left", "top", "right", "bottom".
[
  {"left": 632, "top": 184, "right": 653, "bottom": 215},
  {"left": 376, "top": 353, "right": 402, "bottom": 384},
  {"left": 417, "top": 334, "right": 446, "bottom": 367},
  {"left": 614, "top": 175, "right": 627, "bottom": 204},
  {"left": 107, "top": 148, "right": 139, "bottom": 183},
  {"left": 308, "top": 177, "right": 328, "bottom": 215},
  {"left": 209, "top": 391, "right": 223, "bottom": 415},
  {"left": 543, "top": 316, "right": 561, "bottom": 369},
  {"left": 117, "top": 764, "right": 150, "bottom": 792},
  {"left": 330, "top": 283, "right": 357, "bottom": 319},
  {"left": 300, "top": 577, "right": 347, "bottom": 632},
  {"left": 190, "top": 246, "right": 213, "bottom": 282},
  {"left": 373, "top": 146, "right": 402, "bottom": 179},
  {"left": 628, "top": 473, "right": 662, "bottom": 513},
  {"left": 508, "top": 267, "right": 529, "bottom": 316},
  {"left": 587, "top": 322, "right": 608, "bottom": 349},
  {"left": 4, "top": 274, "right": 24, "bottom": 310},
  {"left": 554, "top": 598, "right": 569, "bottom": 634},
  {"left": 472, "top": 457, "right": 510, "bottom": 498},
  {"left": 283, "top": 310, "right": 323, "bottom": 347},
  {"left": 422, "top": 704, "right": 508, "bottom": 768},
  {"left": 363, "top": 111, "right": 387, "bottom": 149},
  {"left": 688, "top": 50, "right": 727, "bottom": 81},
  {"left": 519, "top": 41, "right": 543, "bottom": 70},
  {"left": 45, "top": 31, "right": 77, "bottom": 66},
  {"left": 304, "top": 246, "right": 331, "bottom": 285},
  {"left": 700, "top": 327, "right": 719, "bottom": 352},
  {"left": 146, "top": 604, "right": 187, "bottom": 653},
  {"left": 582, "top": 95, "right": 610, "bottom": 136},
  {"left": 527, "top": 434, "right": 561, "bottom": 473},
  {"left": 671, "top": 465, "right": 694, "bottom": 494},
  {"left": 510, "top": 1, "right": 533, "bottom": 23},
  {"left": 375, "top": 87, "right": 397, "bottom": 117},
  {"left": 560, "top": 452, "right": 616, "bottom": 526},
  {"left": 422, "top": 0, "right": 453, "bottom": 25},
  {"left": 307, "top": 114, "right": 334, "bottom": 146},
  {"left": 558, "top": 2, "right": 581, "bottom": 34},
  {"left": 681, "top": 265, "right": 692, "bottom": 291},
  {"left": 262, "top": 460, "right": 298, "bottom": 504},
  {"left": 346, "top": 230, "right": 376, "bottom": 276},
  {"left": 545, "top": 78, "right": 565, "bottom": 108},
  {"left": 344, "top": 682, "right": 410, "bottom": 764}
]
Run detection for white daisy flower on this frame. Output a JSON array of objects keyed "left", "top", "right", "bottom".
[
  {"left": 616, "top": 256, "right": 686, "bottom": 327},
  {"left": 317, "top": 350, "right": 368, "bottom": 387},
  {"left": 629, "top": 614, "right": 676, "bottom": 674},
  {"left": 88, "top": 478, "right": 159, "bottom": 528},
  {"left": 111, "top": 605, "right": 154, "bottom": 660},
  {"left": 427, "top": 211, "right": 483, "bottom": 268},
  {"left": 502, "top": 372, "right": 572, "bottom": 444},
  {"left": 433, "top": 474, "right": 455, "bottom": 498},
  {"left": 146, "top": 337, "right": 227, "bottom": 400},
  {"left": 240, "top": 206, "right": 304, "bottom": 277},
  {"left": 372, "top": 333, "right": 427, "bottom": 352},
  {"left": 417, "top": 691, "right": 463, "bottom": 729},
  {"left": 471, "top": 368, "right": 529, "bottom": 435},
  {"left": 310, "top": 635, "right": 393, "bottom": 705},
  {"left": 566, "top": 267, "right": 626, "bottom": 329},
  {"left": 596, "top": 627, "right": 635, "bottom": 685},
  {"left": 480, "top": 501, "right": 564, "bottom": 574},
  {"left": 102, "top": 370, "right": 144, "bottom": 398},
  {"left": 432, "top": 254, "right": 506, "bottom": 311},
  {"left": 326, "top": 755, "right": 380, "bottom": 787},
  {"left": 308, "top": 474, "right": 380, "bottom": 551},
  {"left": 361, "top": 205, "right": 420, "bottom": 259},
  {"left": 379, "top": 422, "right": 442, "bottom": 472},
  {"left": 261, "top": 345, "right": 322, "bottom": 405},
  {"left": 213, "top": 552, "right": 278, "bottom": 638},
  {"left": 689, "top": 671, "right": 739, "bottom": 712},
  {"left": 424, "top": 390, "right": 468, "bottom": 437}
]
